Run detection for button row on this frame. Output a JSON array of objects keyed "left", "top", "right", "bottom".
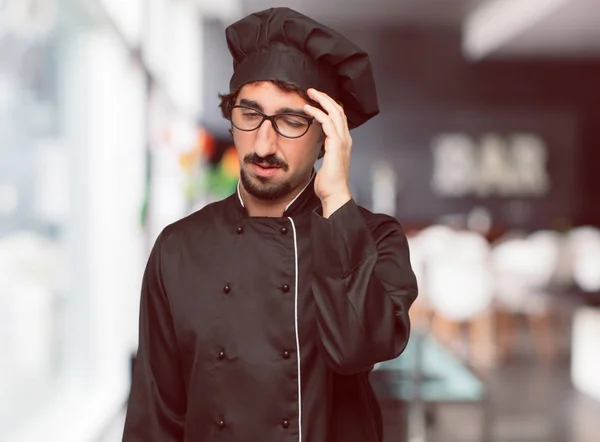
[
  {"left": 215, "top": 349, "right": 292, "bottom": 360},
  {"left": 216, "top": 418, "right": 291, "bottom": 429},
  {"left": 221, "top": 283, "right": 291, "bottom": 293},
  {"left": 235, "top": 226, "right": 289, "bottom": 235}
]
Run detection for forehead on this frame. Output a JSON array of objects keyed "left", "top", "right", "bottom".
[{"left": 236, "top": 81, "right": 307, "bottom": 110}]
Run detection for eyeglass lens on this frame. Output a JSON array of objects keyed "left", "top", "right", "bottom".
[{"left": 231, "top": 107, "right": 310, "bottom": 138}]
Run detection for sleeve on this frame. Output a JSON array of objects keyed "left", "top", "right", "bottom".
[
  {"left": 122, "top": 230, "right": 187, "bottom": 441},
  {"left": 311, "top": 199, "right": 418, "bottom": 375}
]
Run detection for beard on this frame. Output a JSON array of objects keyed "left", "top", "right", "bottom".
[
  {"left": 239, "top": 168, "right": 292, "bottom": 201},
  {"left": 239, "top": 153, "right": 292, "bottom": 201}
]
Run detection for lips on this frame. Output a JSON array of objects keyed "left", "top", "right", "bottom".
[{"left": 250, "top": 163, "right": 280, "bottom": 177}]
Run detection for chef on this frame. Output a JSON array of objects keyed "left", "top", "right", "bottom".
[{"left": 123, "top": 7, "right": 418, "bottom": 442}]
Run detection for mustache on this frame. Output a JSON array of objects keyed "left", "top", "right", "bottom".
[{"left": 244, "top": 153, "right": 289, "bottom": 171}]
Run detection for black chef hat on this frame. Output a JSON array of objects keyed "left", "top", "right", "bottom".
[{"left": 225, "top": 7, "right": 379, "bottom": 129}]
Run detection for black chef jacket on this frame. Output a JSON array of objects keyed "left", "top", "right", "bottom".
[{"left": 123, "top": 176, "right": 418, "bottom": 442}]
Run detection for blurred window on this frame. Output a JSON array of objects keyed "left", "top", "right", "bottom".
[
  {"left": 0, "top": 1, "right": 83, "bottom": 438},
  {"left": 0, "top": 1, "right": 140, "bottom": 439}
]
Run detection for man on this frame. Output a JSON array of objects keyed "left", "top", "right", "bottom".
[{"left": 123, "top": 7, "right": 417, "bottom": 442}]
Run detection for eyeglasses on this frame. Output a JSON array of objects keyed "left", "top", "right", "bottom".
[{"left": 229, "top": 105, "right": 315, "bottom": 139}]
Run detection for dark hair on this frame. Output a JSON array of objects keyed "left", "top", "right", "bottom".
[
  {"left": 218, "top": 79, "right": 320, "bottom": 119},
  {"left": 218, "top": 80, "right": 325, "bottom": 158}
]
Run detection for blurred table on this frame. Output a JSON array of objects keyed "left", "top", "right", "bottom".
[
  {"left": 542, "top": 287, "right": 600, "bottom": 402},
  {"left": 370, "top": 332, "right": 491, "bottom": 442}
]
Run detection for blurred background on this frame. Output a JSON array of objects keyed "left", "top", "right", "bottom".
[{"left": 1, "top": 0, "right": 600, "bottom": 441}]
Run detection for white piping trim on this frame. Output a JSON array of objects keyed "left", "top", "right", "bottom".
[
  {"left": 236, "top": 181, "right": 245, "bottom": 207},
  {"left": 285, "top": 171, "right": 315, "bottom": 212},
  {"left": 287, "top": 217, "right": 302, "bottom": 441}
]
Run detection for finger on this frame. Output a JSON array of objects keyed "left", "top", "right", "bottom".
[
  {"left": 304, "top": 103, "right": 353, "bottom": 152},
  {"left": 307, "top": 88, "right": 341, "bottom": 111},
  {"left": 307, "top": 89, "right": 348, "bottom": 134},
  {"left": 303, "top": 104, "right": 342, "bottom": 149},
  {"left": 307, "top": 89, "right": 345, "bottom": 127}
]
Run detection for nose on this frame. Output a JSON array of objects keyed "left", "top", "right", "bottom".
[{"left": 253, "top": 119, "right": 279, "bottom": 158}]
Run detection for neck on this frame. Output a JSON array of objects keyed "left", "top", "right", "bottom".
[{"left": 239, "top": 173, "right": 313, "bottom": 217}]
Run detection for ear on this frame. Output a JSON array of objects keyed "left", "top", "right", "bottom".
[
  {"left": 316, "top": 127, "right": 326, "bottom": 159},
  {"left": 317, "top": 144, "right": 325, "bottom": 159}
]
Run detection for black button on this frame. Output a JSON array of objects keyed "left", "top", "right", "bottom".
[
  {"left": 218, "top": 350, "right": 225, "bottom": 360},
  {"left": 218, "top": 419, "right": 225, "bottom": 428},
  {"left": 280, "top": 227, "right": 288, "bottom": 235},
  {"left": 283, "top": 350, "right": 290, "bottom": 359},
  {"left": 237, "top": 226, "right": 243, "bottom": 234},
  {"left": 223, "top": 284, "right": 231, "bottom": 293},
  {"left": 282, "top": 419, "right": 290, "bottom": 429},
  {"left": 281, "top": 284, "right": 290, "bottom": 292}
]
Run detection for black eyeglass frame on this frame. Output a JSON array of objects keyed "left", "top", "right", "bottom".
[{"left": 228, "top": 105, "right": 316, "bottom": 139}]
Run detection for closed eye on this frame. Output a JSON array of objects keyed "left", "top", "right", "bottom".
[
  {"left": 277, "top": 115, "right": 309, "bottom": 127},
  {"left": 242, "top": 111, "right": 262, "bottom": 119},
  {"left": 281, "top": 119, "right": 305, "bottom": 128}
]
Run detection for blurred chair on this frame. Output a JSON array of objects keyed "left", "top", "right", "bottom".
[
  {"left": 406, "top": 225, "right": 457, "bottom": 331},
  {"left": 568, "top": 226, "right": 600, "bottom": 401},
  {"left": 529, "top": 229, "right": 573, "bottom": 289},
  {"left": 568, "top": 226, "right": 600, "bottom": 293},
  {"left": 490, "top": 231, "right": 560, "bottom": 363},
  {"left": 424, "top": 230, "right": 496, "bottom": 369}
]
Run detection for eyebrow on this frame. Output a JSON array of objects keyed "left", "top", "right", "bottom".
[{"left": 238, "top": 98, "right": 310, "bottom": 117}]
